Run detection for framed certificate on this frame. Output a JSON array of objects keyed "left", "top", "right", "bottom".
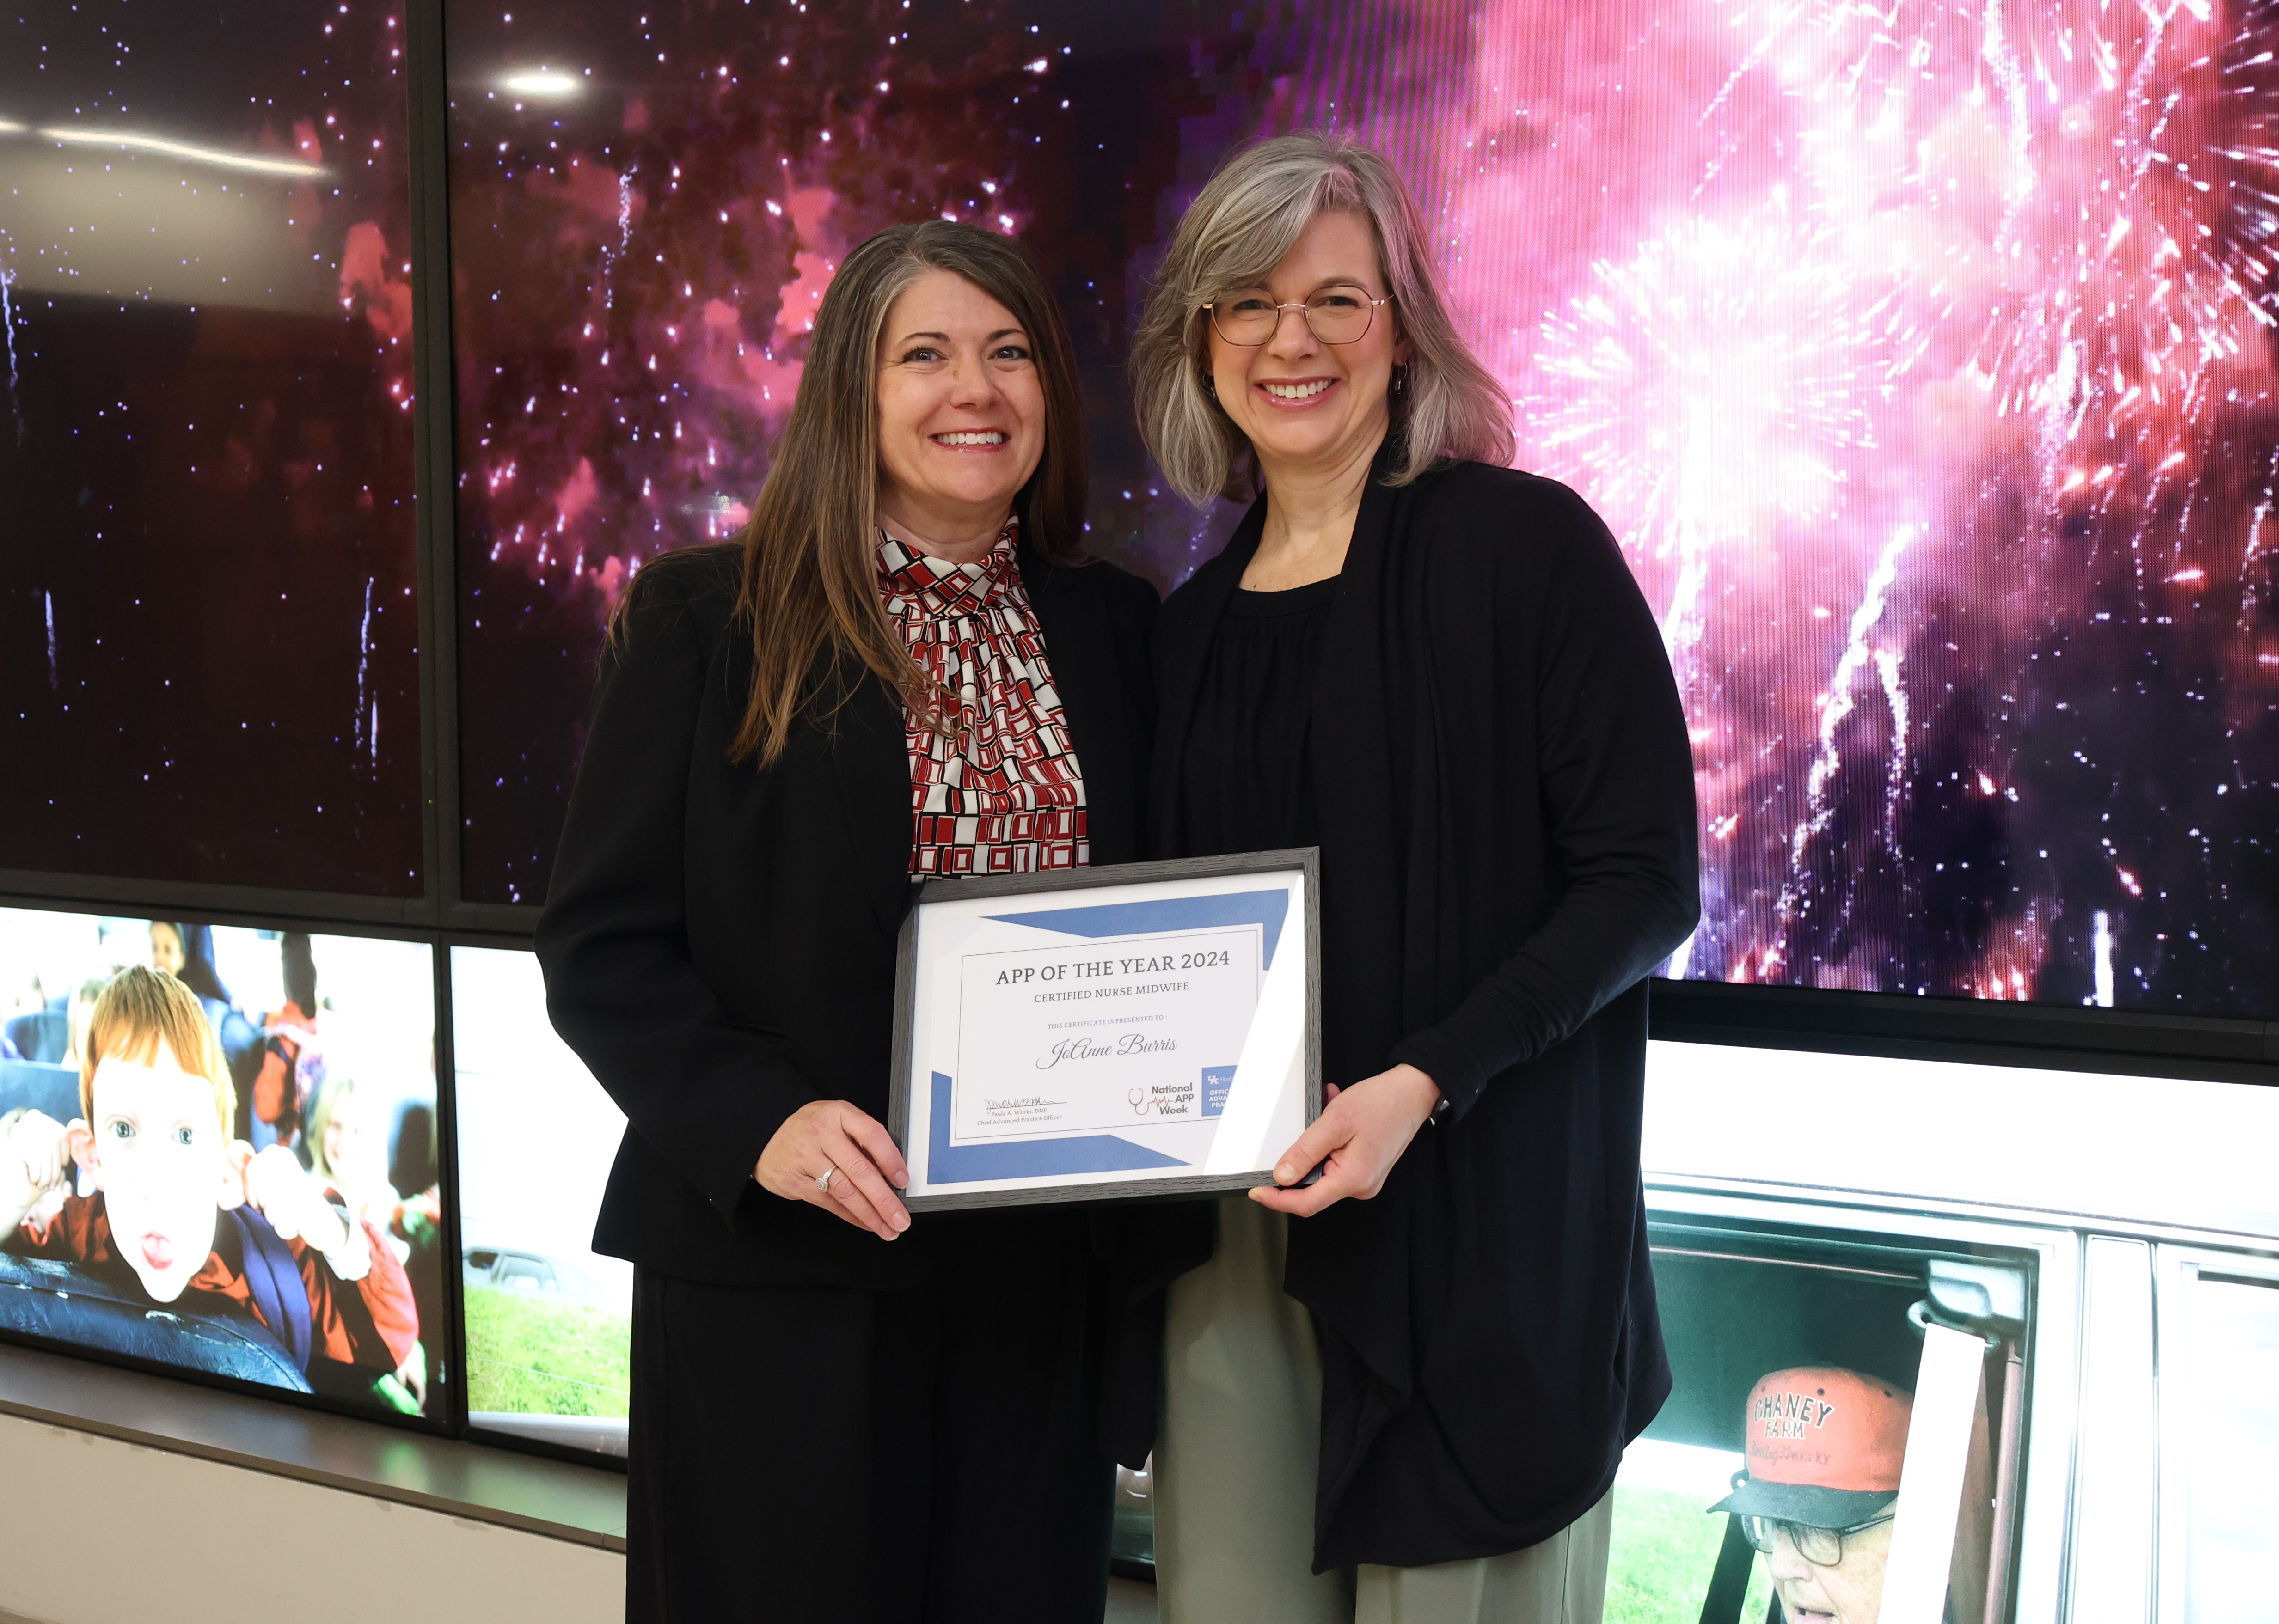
[{"left": 887, "top": 850, "right": 1319, "bottom": 1211}]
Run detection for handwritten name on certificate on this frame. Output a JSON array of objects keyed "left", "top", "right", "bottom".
[{"left": 952, "top": 927, "right": 1262, "bottom": 1140}]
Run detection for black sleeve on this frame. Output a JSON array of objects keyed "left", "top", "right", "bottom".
[
  {"left": 534, "top": 561, "right": 819, "bottom": 1220},
  {"left": 1389, "top": 487, "right": 1702, "bottom": 1120}
]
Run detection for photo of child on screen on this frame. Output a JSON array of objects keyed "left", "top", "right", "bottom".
[
  {"left": 302, "top": 1068, "right": 439, "bottom": 1410},
  {"left": 244, "top": 932, "right": 320, "bottom": 1154},
  {"left": 0, "top": 966, "right": 420, "bottom": 1400}
]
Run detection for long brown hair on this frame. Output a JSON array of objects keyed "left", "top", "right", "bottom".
[{"left": 722, "top": 220, "right": 1089, "bottom": 766}]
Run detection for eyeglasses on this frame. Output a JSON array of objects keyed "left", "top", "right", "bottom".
[
  {"left": 1739, "top": 1512, "right": 1895, "bottom": 1567},
  {"left": 1201, "top": 284, "right": 1393, "bottom": 346}
]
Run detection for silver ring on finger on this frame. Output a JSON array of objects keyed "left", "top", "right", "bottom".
[{"left": 815, "top": 1166, "right": 836, "bottom": 1196}]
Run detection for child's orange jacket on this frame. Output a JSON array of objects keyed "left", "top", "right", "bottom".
[{"left": 14, "top": 1192, "right": 419, "bottom": 1373}]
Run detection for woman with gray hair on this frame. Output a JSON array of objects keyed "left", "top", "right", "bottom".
[{"left": 1130, "top": 133, "right": 1701, "bottom": 1622}]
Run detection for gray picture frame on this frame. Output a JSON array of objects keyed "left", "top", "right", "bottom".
[{"left": 886, "top": 848, "right": 1323, "bottom": 1212}]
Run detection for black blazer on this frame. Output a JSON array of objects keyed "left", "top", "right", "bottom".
[
  {"left": 1148, "top": 458, "right": 1701, "bottom": 1568},
  {"left": 535, "top": 540, "right": 1158, "bottom": 1289}
]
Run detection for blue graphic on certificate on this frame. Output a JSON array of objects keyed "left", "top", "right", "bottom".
[{"left": 895, "top": 867, "right": 1311, "bottom": 1204}]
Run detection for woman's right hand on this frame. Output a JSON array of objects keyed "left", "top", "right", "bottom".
[{"left": 754, "top": 1101, "right": 912, "bottom": 1240}]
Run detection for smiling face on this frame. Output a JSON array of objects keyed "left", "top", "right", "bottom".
[
  {"left": 147, "top": 922, "right": 184, "bottom": 978},
  {"left": 316, "top": 1081, "right": 386, "bottom": 1191},
  {"left": 1206, "top": 208, "right": 1408, "bottom": 485},
  {"left": 1764, "top": 1512, "right": 1894, "bottom": 1624},
  {"left": 873, "top": 268, "right": 1047, "bottom": 551},
  {"left": 71, "top": 1044, "right": 229, "bottom": 1303}
]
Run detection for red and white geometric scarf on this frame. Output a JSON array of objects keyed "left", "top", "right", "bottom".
[{"left": 876, "top": 520, "right": 1087, "bottom": 876}]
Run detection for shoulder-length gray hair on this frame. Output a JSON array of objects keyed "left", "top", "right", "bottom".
[{"left": 1132, "top": 131, "right": 1513, "bottom": 505}]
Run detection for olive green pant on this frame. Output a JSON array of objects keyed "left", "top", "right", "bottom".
[{"left": 1155, "top": 1197, "right": 1613, "bottom": 1624}]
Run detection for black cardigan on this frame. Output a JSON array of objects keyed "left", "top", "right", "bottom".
[
  {"left": 535, "top": 539, "right": 1158, "bottom": 1289},
  {"left": 1148, "top": 458, "right": 1701, "bottom": 1568}
]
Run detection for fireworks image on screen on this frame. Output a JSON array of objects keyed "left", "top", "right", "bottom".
[
  {"left": 1441, "top": 0, "right": 2279, "bottom": 1010},
  {"left": 445, "top": 0, "right": 1118, "bottom": 901},
  {"left": 446, "top": 0, "right": 2277, "bottom": 1015},
  {"left": 0, "top": 2, "right": 423, "bottom": 895}
]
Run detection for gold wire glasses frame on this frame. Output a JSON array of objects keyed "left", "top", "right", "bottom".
[
  {"left": 1738, "top": 1512, "right": 1896, "bottom": 1567},
  {"left": 1201, "top": 285, "right": 1394, "bottom": 346}
]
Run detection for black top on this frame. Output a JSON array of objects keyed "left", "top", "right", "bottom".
[
  {"left": 1177, "top": 576, "right": 1340, "bottom": 857},
  {"left": 534, "top": 541, "right": 1158, "bottom": 1293},
  {"left": 1143, "top": 456, "right": 1701, "bottom": 1569}
]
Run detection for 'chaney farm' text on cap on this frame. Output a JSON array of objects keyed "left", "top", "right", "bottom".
[{"left": 1708, "top": 1365, "right": 1912, "bottom": 1530}]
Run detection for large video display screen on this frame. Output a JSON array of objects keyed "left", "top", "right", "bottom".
[
  {"left": 449, "top": 946, "right": 629, "bottom": 1455},
  {"left": 0, "top": 906, "right": 443, "bottom": 1418},
  {"left": 444, "top": 0, "right": 2277, "bottom": 1018},
  {"left": 0, "top": 3, "right": 423, "bottom": 895}
]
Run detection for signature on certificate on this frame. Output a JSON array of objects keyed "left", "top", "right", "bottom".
[{"left": 1036, "top": 1032, "right": 1180, "bottom": 1069}]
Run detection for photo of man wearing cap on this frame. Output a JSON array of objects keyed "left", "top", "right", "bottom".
[{"left": 1709, "top": 1366, "right": 1915, "bottom": 1624}]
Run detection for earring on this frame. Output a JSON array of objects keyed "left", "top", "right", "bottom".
[{"left": 1391, "top": 364, "right": 1409, "bottom": 397}]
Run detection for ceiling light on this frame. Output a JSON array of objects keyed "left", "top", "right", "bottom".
[
  {"left": 39, "top": 126, "right": 325, "bottom": 177},
  {"left": 500, "top": 68, "right": 584, "bottom": 99}
]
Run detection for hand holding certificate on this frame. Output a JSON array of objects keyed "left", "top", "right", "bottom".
[
  {"left": 888, "top": 852, "right": 1320, "bottom": 1210},
  {"left": 1246, "top": 1061, "right": 1440, "bottom": 1215},
  {"left": 754, "top": 1099, "right": 913, "bottom": 1239}
]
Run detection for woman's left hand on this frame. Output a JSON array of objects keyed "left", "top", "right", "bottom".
[{"left": 1250, "top": 1063, "right": 1440, "bottom": 1216}]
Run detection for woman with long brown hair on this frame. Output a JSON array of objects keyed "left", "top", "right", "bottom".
[{"left": 537, "top": 220, "right": 1157, "bottom": 1622}]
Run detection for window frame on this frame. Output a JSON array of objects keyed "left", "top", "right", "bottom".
[
  {"left": 1646, "top": 1179, "right": 2081, "bottom": 1624},
  {"left": 2151, "top": 1242, "right": 2279, "bottom": 1624}
]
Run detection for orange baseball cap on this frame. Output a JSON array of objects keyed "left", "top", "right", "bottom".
[{"left": 1709, "top": 1366, "right": 1912, "bottom": 1528}]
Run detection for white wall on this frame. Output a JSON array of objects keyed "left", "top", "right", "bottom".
[{"left": 0, "top": 1415, "right": 624, "bottom": 1624}]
